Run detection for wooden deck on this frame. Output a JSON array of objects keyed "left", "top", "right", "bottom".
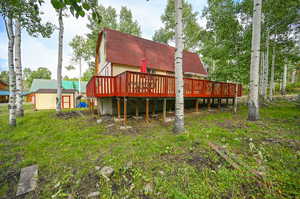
[{"left": 86, "top": 71, "right": 242, "bottom": 98}]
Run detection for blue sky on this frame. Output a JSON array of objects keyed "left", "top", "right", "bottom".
[{"left": 0, "top": 0, "right": 208, "bottom": 78}]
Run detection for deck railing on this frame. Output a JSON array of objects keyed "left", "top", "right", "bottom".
[{"left": 87, "top": 71, "right": 242, "bottom": 98}]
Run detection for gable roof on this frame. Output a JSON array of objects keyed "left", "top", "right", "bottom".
[
  {"left": 97, "top": 28, "right": 207, "bottom": 76},
  {"left": 30, "top": 79, "right": 87, "bottom": 93}
]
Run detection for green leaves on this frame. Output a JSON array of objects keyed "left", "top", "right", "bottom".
[
  {"left": 82, "top": 2, "right": 90, "bottom": 10},
  {"left": 51, "top": 0, "right": 64, "bottom": 9},
  {"left": 152, "top": 0, "right": 202, "bottom": 50},
  {"left": 50, "top": 0, "right": 97, "bottom": 19}
]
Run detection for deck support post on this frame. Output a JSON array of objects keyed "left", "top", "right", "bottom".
[
  {"left": 117, "top": 98, "right": 121, "bottom": 119},
  {"left": 226, "top": 98, "right": 229, "bottom": 105},
  {"left": 97, "top": 98, "right": 101, "bottom": 117},
  {"left": 163, "top": 98, "right": 167, "bottom": 122},
  {"left": 123, "top": 97, "right": 127, "bottom": 125},
  {"left": 207, "top": 98, "right": 211, "bottom": 111},
  {"left": 195, "top": 99, "right": 200, "bottom": 112},
  {"left": 152, "top": 100, "right": 155, "bottom": 117},
  {"left": 135, "top": 100, "right": 139, "bottom": 117},
  {"left": 145, "top": 98, "right": 149, "bottom": 122},
  {"left": 218, "top": 99, "right": 221, "bottom": 111}
]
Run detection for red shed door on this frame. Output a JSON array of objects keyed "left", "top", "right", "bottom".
[{"left": 62, "top": 95, "right": 71, "bottom": 109}]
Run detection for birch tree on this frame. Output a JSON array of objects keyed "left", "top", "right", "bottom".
[
  {"left": 1, "top": 0, "right": 54, "bottom": 125},
  {"left": 282, "top": 58, "right": 287, "bottom": 95},
  {"left": 6, "top": 17, "right": 16, "bottom": 126},
  {"left": 291, "top": 70, "right": 297, "bottom": 83},
  {"left": 69, "top": 35, "right": 88, "bottom": 95},
  {"left": 15, "top": 19, "right": 23, "bottom": 117},
  {"left": 263, "top": 29, "right": 270, "bottom": 100},
  {"left": 50, "top": 0, "right": 99, "bottom": 113},
  {"left": 56, "top": 8, "right": 63, "bottom": 112},
  {"left": 248, "top": 0, "right": 262, "bottom": 121},
  {"left": 269, "top": 45, "right": 275, "bottom": 100},
  {"left": 173, "top": 0, "right": 184, "bottom": 133}
]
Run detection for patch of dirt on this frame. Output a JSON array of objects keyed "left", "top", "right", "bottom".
[
  {"left": 0, "top": 169, "right": 19, "bottom": 199},
  {"left": 163, "top": 148, "right": 228, "bottom": 172},
  {"left": 185, "top": 152, "right": 227, "bottom": 171},
  {"left": 262, "top": 137, "right": 300, "bottom": 150},
  {"left": 216, "top": 120, "right": 248, "bottom": 130},
  {"left": 56, "top": 110, "right": 89, "bottom": 119}
]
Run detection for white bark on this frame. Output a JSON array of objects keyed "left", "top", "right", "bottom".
[
  {"left": 7, "top": 17, "right": 16, "bottom": 126},
  {"left": 263, "top": 30, "right": 270, "bottom": 100},
  {"left": 291, "top": 69, "right": 296, "bottom": 83},
  {"left": 259, "top": 51, "right": 264, "bottom": 95},
  {"left": 56, "top": 9, "right": 63, "bottom": 112},
  {"left": 15, "top": 19, "right": 24, "bottom": 117},
  {"left": 173, "top": 0, "right": 184, "bottom": 133},
  {"left": 248, "top": 0, "right": 262, "bottom": 121},
  {"left": 269, "top": 46, "right": 275, "bottom": 100},
  {"left": 79, "top": 58, "right": 82, "bottom": 95},
  {"left": 234, "top": 83, "right": 238, "bottom": 113},
  {"left": 282, "top": 59, "right": 287, "bottom": 95}
]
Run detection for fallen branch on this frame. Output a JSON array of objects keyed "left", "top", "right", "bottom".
[{"left": 208, "top": 142, "right": 263, "bottom": 180}]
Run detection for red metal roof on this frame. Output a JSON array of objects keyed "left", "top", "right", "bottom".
[{"left": 100, "top": 28, "right": 207, "bottom": 76}]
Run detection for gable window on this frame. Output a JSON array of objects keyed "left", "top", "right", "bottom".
[{"left": 147, "top": 68, "right": 156, "bottom": 74}]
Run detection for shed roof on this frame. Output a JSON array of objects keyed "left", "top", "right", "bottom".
[
  {"left": 30, "top": 79, "right": 87, "bottom": 93},
  {"left": 97, "top": 28, "right": 207, "bottom": 76},
  {"left": 35, "top": 89, "right": 75, "bottom": 93},
  {"left": 0, "top": 91, "right": 9, "bottom": 96}
]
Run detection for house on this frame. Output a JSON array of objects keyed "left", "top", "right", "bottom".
[
  {"left": 0, "top": 80, "right": 9, "bottom": 103},
  {"left": 95, "top": 28, "right": 208, "bottom": 78},
  {"left": 87, "top": 28, "right": 242, "bottom": 122},
  {"left": 28, "top": 79, "right": 87, "bottom": 110}
]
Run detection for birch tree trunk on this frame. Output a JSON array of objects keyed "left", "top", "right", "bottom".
[
  {"left": 291, "top": 69, "right": 296, "bottom": 83},
  {"left": 248, "top": 0, "right": 262, "bottom": 121},
  {"left": 173, "top": 0, "right": 184, "bottom": 133},
  {"left": 269, "top": 46, "right": 275, "bottom": 100},
  {"left": 263, "top": 30, "right": 270, "bottom": 100},
  {"left": 56, "top": 9, "right": 63, "bottom": 112},
  {"left": 15, "top": 19, "right": 24, "bottom": 117},
  {"left": 79, "top": 58, "right": 82, "bottom": 95},
  {"left": 282, "top": 59, "right": 287, "bottom": 95},
  {"left": 259, "top": 51, "right": 265, "bottom": 96},
  {"left": 7, "top": 17, "right": 17, "bottom": 126}
]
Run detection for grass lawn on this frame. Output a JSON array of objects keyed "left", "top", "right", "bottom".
[{"left": 0, "top": 99, "right": 299, "bottom": 199}]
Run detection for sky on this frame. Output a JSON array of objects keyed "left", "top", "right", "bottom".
[{"left": 0, "top": 0, "right": 208, "bottom": 79}]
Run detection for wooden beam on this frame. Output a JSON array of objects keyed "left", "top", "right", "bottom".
[
  {"left": 207, "top": 98, "right": 211, "bottom": 111},
  {"left": 152, "top": 100, "right": 155, "bottom": 116},
  {"left": 163, "top": 98, "right": 167, "bottom": 122},
  {"left": 218, "top": 98, "right": 221, "bottom": 111},
  {"left": 123, "top": 97, "right": 127, "bottom": 125},
  {"left": 145, "top": 98, "right": 149, "bottom": 122},
  {"left": 117, "top": 98, "right": 121, "bottom": 119},
  {"left": 97, "top": 98, "right": 101, "bottom": 117},
  {"left": 195, "top": 99, "right": 199, "bottom": 112},
  {"left": 135, "top": 101, "right": 139, "bottom": 117}
]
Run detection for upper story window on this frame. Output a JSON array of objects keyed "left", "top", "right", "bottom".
[{"left": 147, "top": 68, "right": 156, "bottom": 74}]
